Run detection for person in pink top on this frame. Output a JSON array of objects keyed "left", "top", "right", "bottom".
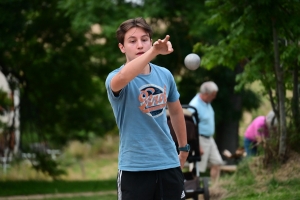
[{"left": 244, "top": 110, "right": 277, "bottom": 156}]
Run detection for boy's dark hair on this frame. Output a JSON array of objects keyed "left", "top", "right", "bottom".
[{"left": 116, "top": 17, "right": 152, "bottom": 45}]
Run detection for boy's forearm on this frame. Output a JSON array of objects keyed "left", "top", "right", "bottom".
[
  {"left": 111, "top": 47, "right": 157, "bottom": 92},
  {"left": 121, "top": 47, "right": 157, "bottom": 76},
  {"left": 111, "top": 35, "right": 173, "bottom": 92}
]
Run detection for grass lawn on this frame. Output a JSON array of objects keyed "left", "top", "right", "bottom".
[
  {"left": 46, "top": 194, "right": 117, "bottom": 200},
  {"left": 222, "top": 176, "right": 300, "bottom": 200},
  {"left": 0, "top": 180, "right": 116, "bottom": 196},
  {"left": 2, "top": 135, "right": 300, "bottom": 199}
]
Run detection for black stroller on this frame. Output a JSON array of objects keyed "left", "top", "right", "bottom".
[{"left": 167, "top": 105, "right": 210, "bottom": 200}]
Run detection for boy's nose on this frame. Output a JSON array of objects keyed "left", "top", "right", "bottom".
[{"left": 137, "top": 40, "right": 143, "bottom": 48}]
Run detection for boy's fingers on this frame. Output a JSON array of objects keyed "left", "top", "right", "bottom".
[
  {"left": 162, "top": 35, "right": 170, "bottom": 43},
  {"left": 156, "top": 35, "right": 170, "bottom": 44},
  {"left": 165, "top": 35, "right": 170, "bottom": 41},
  {"left": 153, "top": 35, "right": 173, "bottom": 53},
  {"left": 167, "top": 41, "right": 173, "bottom": 52}
]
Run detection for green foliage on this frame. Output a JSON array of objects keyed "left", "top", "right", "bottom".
[
  {"left": 0, "top": 89, "right": 13, "bottom": 131},
  {"left": 0, "top": 90, "right": 12, "bottom": 111},
  {"left": 202, "top": 0, "right": 300, "bottom": 90},
  {"left": 0, "top": 0, "right": 116, "bottom": 145},
  {"left": 201, "top": 0, "right": 300, "bottom": 160},
  {"left": 31, "top": 152, "right": 67, "bottom": 180},
  {"left": 1, "top": 0, "right": 248, "bottom": 149},
  {"left": 1, "top": 0, "right": 298, "bottom": 156}
]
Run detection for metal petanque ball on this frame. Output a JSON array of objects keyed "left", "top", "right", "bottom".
[{"left": 184, "top": 53, "right": 201, "bottom": 70}]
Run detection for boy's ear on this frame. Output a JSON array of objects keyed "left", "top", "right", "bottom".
[{"left": 118, "top": 43, "right": 125, "bottom": 53}]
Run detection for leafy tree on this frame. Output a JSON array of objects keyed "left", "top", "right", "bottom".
[
  {"left": 0, "top": 0, "right": 116, "bottom": 148},
  {"left": 1, "top": 0, "right": 264, "bottom": 160},
  {"left": 200, "top": 0, "right": 300, "bottom": 162}
]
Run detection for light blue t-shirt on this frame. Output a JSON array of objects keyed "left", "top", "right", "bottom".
[
  {"left": 189, "top": 94, "right": 215, "bottom": 136},
  {"left": 105, "top": 63, "right": 180, "bottom": 171}
]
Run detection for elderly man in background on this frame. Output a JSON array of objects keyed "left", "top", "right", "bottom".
[{"left": 189, "top": 81, "right": 223, "bottom": 185}]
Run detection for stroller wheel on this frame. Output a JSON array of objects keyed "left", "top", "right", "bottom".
[{"left": 201, "top": 177, "right": 210, "bottom": 200}]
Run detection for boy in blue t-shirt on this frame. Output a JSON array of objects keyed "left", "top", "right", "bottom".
[{"left": 105, "top": 17, "right": 189, "bottom": 200}]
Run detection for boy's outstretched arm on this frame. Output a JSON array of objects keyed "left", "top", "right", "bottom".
[{"left": 110, "top": 35, "right": 173, "bottom": 93}]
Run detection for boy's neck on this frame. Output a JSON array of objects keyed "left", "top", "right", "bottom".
[{"left": 140, "top": 63, "right": 151, "bottom": 74}]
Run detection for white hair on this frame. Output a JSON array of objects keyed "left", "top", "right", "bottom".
[
  {"left": 200, "top": 81, "right": 218, "bottom": 94},
  {"left": 266, "top": 110, "right": 278, "bottom": 129}
]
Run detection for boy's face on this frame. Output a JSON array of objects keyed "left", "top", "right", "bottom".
[{"left": 118, "top": 27, "right": 152, "bottom": 62}]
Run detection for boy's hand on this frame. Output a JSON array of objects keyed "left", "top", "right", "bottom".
[
  {"left": 178, "top": 151, "right": 188, "bottom": 169},
  {"left": 152, "top": 35, "right": 173, "bottom": 55}
]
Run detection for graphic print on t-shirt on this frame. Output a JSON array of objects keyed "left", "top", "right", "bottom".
[{"left": 138, "top": 84, "right": 167, "bottom": 117}]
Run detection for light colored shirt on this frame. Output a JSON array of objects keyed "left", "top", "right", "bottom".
[
  {"left": 189, "top": 94, "right": 215, "bottom": 137},
  {"left": 244, "top": 116, "right": 269, "bottom": 141},
  {"left": 105, "top": 63, "right": 180, "bottom": 171}
]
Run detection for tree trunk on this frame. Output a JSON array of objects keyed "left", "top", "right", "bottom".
[
  {"left": 272, "top": 19, "right": 287, "bottom": 162},
  {"left": 215, "top": 114, "right": 240, "bottom": 165},
  {"left": 215, "top": 66, "right": 243, "bottom": 165}
]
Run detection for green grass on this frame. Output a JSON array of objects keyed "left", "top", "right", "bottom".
[
  {"left": 220, "top": 158, "right": 300, "bottom": 200},
  {"left": 0, "top": 180, "right": 116, "bottom": 196},
  {"left": 1, "top": 134, "right": 300, "bottom": 200},
  {"left": 224, "top": 178, "right": 300, "bottom": 200},
  {"left": 46, "top": 194, "right": 117, "bottom": 200}
]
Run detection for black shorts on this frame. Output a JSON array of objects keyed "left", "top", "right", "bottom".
[{"left": 117, "top": 167, "right": 185, "bottom": 200}]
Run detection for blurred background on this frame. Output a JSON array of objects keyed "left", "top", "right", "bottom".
[{"left": 0, "top": 0, "right": 299, "bottom": 185}]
